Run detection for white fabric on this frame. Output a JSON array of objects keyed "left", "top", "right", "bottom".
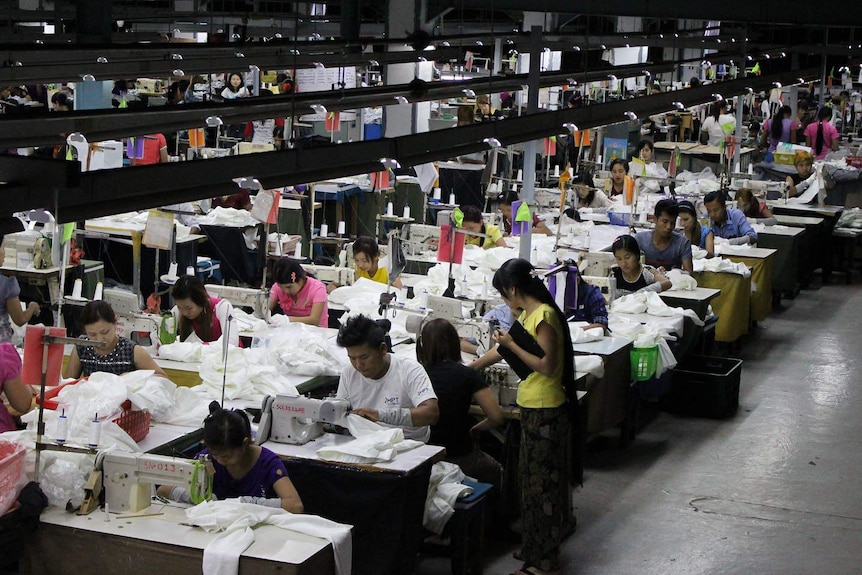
[
  {"left": 336, "top": 355, "right": 437, "bottom": 441},
  {"left": 315, "top": 414, "right": 424, "bottom": 464},
  {"left": 611, "top": 292, "right": 704, "bottom": 326},
  {"left": 607, "top": 321, "right": 677, "bottom": 376},
  {"left": 195, "top": 343, "right": 299, "bottom": 401},
  {"left": 171, "top": 299, "right": 239, "bottom": 348},
  {"left": 665, "top": 269, "right": 698, "bottom": 291},
  {"left": 693, "top": 257, "right": 751, "bottom": 277},
  {"left": 690, "top": 245, "right": 708, "bottom": 260},
  {"left": 196, "top": 206, "right": 259, "bottom": 228},
  {"left": 329, "top": 277, "right": 388, "bottom": 306},
  {"left": 157, "top": 341, "right": 202, "bottom": 362},
  {"left": 701, "top": 113, "right": 737, "bottom": 145},
  {"left": 569, "top": 325, "right": 604, "bottom": 343},
  {"left": 252, "top": 323, "right": 345, "bottom": 377},
  {"left": 184, "top": 500, "right": 352, "bottom": 575},
  {"left": 423, "top": 461, "right": 472, "bottom": 534},
  {"left": 574, "top": 355, "right": 605, "bottom": 378}
]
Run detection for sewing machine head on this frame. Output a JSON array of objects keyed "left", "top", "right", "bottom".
[
  {"left": 259, "top": 394, "right": 351, "bottom": 445},
  {"left": 114, "top": 312, "right": 167, "bottom": 350},
  {"left": 205, "top": 284, "right": 268, "bottom": 319},
  {"left": 302, "top": 263, "right": 355, "bottom": 286},
  {"left": 405, "top": 224, "right": 441, "bottom": 256},
  {"left": 100, "top": 451, "right": 213, "bottom": 513}
]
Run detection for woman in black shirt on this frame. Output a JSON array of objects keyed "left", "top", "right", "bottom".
[{"left": 418, "top": 318, "right": 504, "bottom": 486}]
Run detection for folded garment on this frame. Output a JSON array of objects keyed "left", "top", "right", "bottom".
[
  {"left": 574, "top": 354, "right": 604, "bottom": 378},
  {"left": 665, "top": 269, "right": 698, "bottom": 291},
  {"left": 569, "top": 325, "right": 604, "bottom": 343},
  {"left": 315, "top": 414, "right": 423, "bottom": 464},
  {"left": 693, "top": 257, "right": 751, "bottom": 277},
  {"left": 424, "top": 461, "right": 472, "bottom": 534}
]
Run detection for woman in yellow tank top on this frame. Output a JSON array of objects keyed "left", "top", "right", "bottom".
[
  {"left": 470, "top": 258, "right": 576, "bottom": 575},
  {"left": 353, "top": 236, "right": 402, "bottom": 288}
]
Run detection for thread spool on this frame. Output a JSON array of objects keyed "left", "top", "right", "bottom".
[
  {"left": 517, "top": 169, "right": 523, "bottom": 182},
  {"left": 433, "top": 187, "right": 442, "bottom": 201},
  {"left": 93, "top": 282, "right": 103, "bottom": 301},
  {"left": 294, "top": 241, "right": 302, "bottom": 258},
  {"left": 337, "top": 221, "right": 346, "bottom": 236},
  {"left": 55, "top": 410, "right": 68, "bottom": 444},
  {"left": 402, "top": 206, "right": 410, "bottom": 219},
  {"left": 186, "top": 266, "right": 195, "bottom": 276},
  {"left": 449, "top": 193, "right": 456, "bottom": 205},
  {"left": 554, "top": 165, "right": 560, "bottom": 177},
  {"left": 320, "top": 223, "right": 329, "bottom": 238},
  {"left": 88, "top": 415, "right": 101, "bottom": 448},
  {"left": 71, "top": 279, "right": 83, "bottom": 299},
  {"left": 168, "top": 262, "right": 178, "bottom": 278},
  {"left": 748, "top": 163, "right": 754, "bottom": 175},
  {"left": 386, "top": 202, "right": 394, "bottom": 216}
]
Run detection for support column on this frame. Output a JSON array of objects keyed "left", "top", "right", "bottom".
[{"left": 519, "top": 25, "right": 542, "bottom": 262}]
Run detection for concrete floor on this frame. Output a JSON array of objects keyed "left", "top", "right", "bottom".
[{"left": 417, "top": 280, "right": 862, "bottom": 575}]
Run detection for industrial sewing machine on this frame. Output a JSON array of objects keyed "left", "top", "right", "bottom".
[
  {"left": 483, "top": 362, "right": 521, "bottom": 406},
  {"left": 404, "top": 224, "right": 441, "bottom": 256},
  {"left": 257, "top": 394, "right": 351, "bottom": 445},
  {"left": 302, "top": 263, "right": 355, "bottom": 286},
  {"left": 103, "top": 287, "right": 170, "bottom": 348},
  {"left": 99, "top": 451, "right": 213, "bottom": 514},
  {"left": 205, "top": 284, "right": 268, "bottom": 318}
]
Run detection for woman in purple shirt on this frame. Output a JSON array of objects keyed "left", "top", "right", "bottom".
[{"left": 159, "top": 401, "right": 304, "bottom": 512}]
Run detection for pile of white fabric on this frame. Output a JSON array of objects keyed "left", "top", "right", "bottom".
[
  {"left": 315, "top": 414, "right": 423, "bottom": 465},
  {"left": 611, "top": 291, "right": 704, "bottom": 327},
  {"left": 608, "top": 320, "right": 677, "bottom": 377},
  {"left": 693, "top": 257, "right": 751, "bottom": 276},
  {"left": 196, "top": 344, "right": 300, "bottom": 401},
  {"left": 423, "top": 462, "right": 473, "bottom": 534},
  {"left": 252, "top": 323, "right": 346, "bottom": 377},
  {"left": 196, "top": 206, "right": 259, "bottom": 228},
  {"left": 665, "top": 269, "right": 698, "bottom": 291}
]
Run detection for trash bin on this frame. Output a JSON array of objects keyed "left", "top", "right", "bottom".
[{"left": 668, "top": 355, "right": 743, "bottom": 418}]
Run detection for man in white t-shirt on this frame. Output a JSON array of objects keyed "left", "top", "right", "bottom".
[{"left": 336, "top": 315, "right": 439, "bottom": 441}]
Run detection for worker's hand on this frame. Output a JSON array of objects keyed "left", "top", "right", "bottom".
[
  {"left": 26, "top": 302, "right": 40, "bottom": 317},
  {"left": 352, "top": 408, "right": 380, "bottom": 422},
  {"left": 492, "top": 328, "right": 513, "bottom": 348}
]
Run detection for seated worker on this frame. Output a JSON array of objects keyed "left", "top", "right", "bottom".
[
  {"left": 678, "top": 200, "right": 715, "bottom": 257},
  {"left": 572, "top": 173, "right": 613, "bottom": 210},
  {"left": 474, "top": 94, "right": 503, "bottom": 122},
  {"left": 736, "top": 188, "right": 775, "bottom": 223},
  {"left": 704, "top": 190, "right": 758, "bottom": 245},
  {"left": 158, "top": 401, "right": 303, "bottom": 512},
  {"left": 567, "top": 276, "right": 609, "bottom": 332},
  {"left": 64, "top": 301, "right": 167, "bottom": 379},
  {"left": 785, "top": 151, "right": 814, "bottom": 199},
  {"left": 0, "top": 342, "right": 32, "bottom": 433},
  {"left": 171, "top": 275, "right": 240, "bottom": 347},
  {"left": 635, "top": 139, "right": 655, "bottom": 163},
  {"left": 610, "top": 235, "right": 672, "bottom": 297},
  {"left": 0, "top": 230, "right": 41, "bottom": 343},
  {"left": 635, "top": 199, "right": 693, "bottom": 272},
  {"left": 268, "top": 257, "right": 329, "bottom": 327},
  {"left": 462, "top": 205, "right": 507, "bottom": 249},
  {"left": 606, "top": 158, "right": 633, "bottom": 199},
  {"left": 418, "top": 318, "right": 503, "bottom": 487},
  {"left": 336, "top": 314, "right": 439, "bottom": 441},
  {"left": 211, "top": 189, "right": 252, "bottom": 211},
  {"left": 498, "top": 190, "right": 552, "bottom": 235},
  {"left": 353, "top": 236, "right": 403, "bottom": 288}
]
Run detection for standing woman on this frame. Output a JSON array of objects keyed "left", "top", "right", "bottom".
[
  {"left": 805, "top": 106, "right": 840, "bottom": 160},
  {"left": 268, "top": 258, "right": 329, "bottom": 327},
  {"left": 171, "top": 276, "right": 239, "bottom": 347},
  {"left": 761, "top": 105, "right": 797, "bottom": 152},
  {"left": 700, "top": 101, "right": 736, "bottom": 146},
  {"left": 470, "top": 258, "right": 576, "bottom": 575},
  {"left": 64, "top": 301, "right": 167, "bottom": 378}
]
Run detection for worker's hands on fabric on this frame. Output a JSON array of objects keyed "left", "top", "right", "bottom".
[
  {"left": 491, "top": 328, "right": 513, "bottom": 348},
  {"left": 728, "top": 236, "right": 750, "bottom": 245},
  {"left": 352, "top": 407, "right": 380, "bottom": 422}
]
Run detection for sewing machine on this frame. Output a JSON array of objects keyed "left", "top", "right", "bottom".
[
  {"left": 578, "top": 251, "right": 616, "bottom": 277},
  {"left": 483, "top": 362, "right": 521, "bottom": 406},
  {"left": 99, "top": 451, "right": 213, "bottom": 513},
  {"left": 205, "top": 284, "right": 268, "bottom": 318},
  {"left": 257, "top": 394, "right": 351, "bottom": 445},
  {"left": 404, "top": 224, "right": 440, "bottom": 256},
  {"left": 115, "top": 311, "right": 168, "bottom": 349},
  {"left": 134, "top": 78, "right": 164, "bottom": 94},
  {"left": 406, "top": 295, "right": 494, "bottom": 350},
  {"left": 302, "top": 263, "right": 355, "bottom": 286}
]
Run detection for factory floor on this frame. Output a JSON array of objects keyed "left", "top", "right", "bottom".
[{"left": 417, "top": 278, "right": 862, "bottom": 575}]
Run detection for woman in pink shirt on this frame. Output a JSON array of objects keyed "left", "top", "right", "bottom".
[
  {"left": 804, "top": 106, "right": 840, "bottom": 160},
  {"left": 0, "top": 342, "right": 31, "bottom": 432},
  {"left": 268, "top": 258, "right": 329, "bottom": 327}
]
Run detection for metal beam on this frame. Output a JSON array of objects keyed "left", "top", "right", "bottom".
[{"left": 1, "top": 66, "right": 830, "bottom": 222}]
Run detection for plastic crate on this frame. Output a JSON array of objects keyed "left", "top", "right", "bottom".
[
  {"left": 846, "top": 156, "right": 862, "bottom": 169},
  {"left": 113, "top": 409, "right": 151, "bottom": 443},
  {"left": 630, "top": 346, "right": 658, "bottom": 381},
  {"left": 773, "top": 152, "right": 795, "bottom": 165},
  {"left": 668, "top": 355, "right": 743, "bottom": 418},
  {"left": 0, "top": 441, "right": 26, "bottom": 516},
  {"left": 608, "top": 211, "right": 632, "bottom": 226}
]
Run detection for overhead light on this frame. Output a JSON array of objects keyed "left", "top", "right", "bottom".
[
  {"left": 624, "top": 111, "right": 638, "bottom": 121},
  {"left": 562, "top": 123, "right": 579, "bottom": 133},
  {"left": 312, "top": 62, "right": 325, "bottom": 69},
  {"left": 231, "top": 33, "right": 241, "bottom": 40},
  {"left": 765, "top": 54, "right": 771, "bottom": 59},
  {"left": 600, "top": 44, "right": 607, "bottom": 50},
  {"left": 543, "top": 47, "right": 551, "bottom": 53},
  {"left": 205, "top": 116, "right": 223, "bottom": 127},
  {"left": 659, "top": 34, "right": 664, "bottom": 39},
  {"left": 379, "top": 157, "right": 400, "bottom": 170},
  {"left": 608, "top": 75, "right": 617, "bottom": 81},
  {"left": 712, "top": 93, "right": 724, "bottom": 102},
  {"left": 462, "top": 89, "right": 476, "bottom": 98},
  {"left": 235, "top": 52, "right": 245, "bottom": 57},
  {"left": 773, "top": 82, "right": 782, "bottom": 88},
  {"left": 674, "top": 33, "right": 679, "bottom": 38},
  {"left": 172, "top": 69, "right": 185, "bottom": 76},
  {"left": 171, "top": 53, "right": 183, "bottom": 60},
  {"left": 310, "top": 33, "right": 322, "bottom": 40},
  {"left": 744, "top": 87, "right": 754, "bottom": 94},
  {"left": 672, "top": 101, "right": 685, "bottom": 111},
  {"left": 310, "top": 104, "right": 327, "bottom": 115},
  {"left": 476, "top": 41, "right": 484, "bottom": 46},
  {"left": 780, "top": 52, "right": 786, "bottom": 58},
  {"left": 483, "top": 137, "right": 502, "bottom": 148},
  {"left": 572, "top": 46, "right": 581, "bottom": 51},
  {"left": 96, "top": 57, "right": 108, "bottom": 64},
  {"left": 233, "top": 177, "right": 262, "bottom": 191},
  {"left": 417, "top": 56, "right": 427, "bottom": 62},
  {"left": 747, "top": 55, "right": 753, "bottom": 61},
  {"left": 81, "top": 73, "right": 95, "bottom": 81},
  {"left": 368, "top": 59, "right": 379, "bottom": 67},
  {"left": 394, "top": 96, "right": 409, "bottom": 104},
  {"left": 798, "top": 77, "right": 806, "bottom": 84},
  {"left": 66, "top": 132, "right": 87, "bottom": 144},
  {"left": 642, "top": 70, "right": 651, "bottom": 76},
  {"left": 273, "top": 33, "right": 282, "bottom": 39},
  {"left": 566, "top": 78, "right": 578, "bottom": 85},
  {"left": 289, "top": 49, "right": 300, "bottom": 56},
  {"left": 12, "top": 61, "right": 22, "bottom": 66},
  {"left": 441, "top": 41, "right": 451, "bottom": 47}
]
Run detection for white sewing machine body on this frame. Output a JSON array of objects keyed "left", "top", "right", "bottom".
[
  {"left": 114, "top": 312, "right": 166, "bottom": 349},
  {"left": 205, "top": 284, "right": 268, "bottom": 318},
  {"left": 258, "top": 394, "right": 351, "bottom": 445},
  {"left": 101, "top": 451, "right": 213, "bottom": 513},
  {"left": 404, "top": 224, "right": 441, "bottom": 255},
  {"left": 483, "top": 362, "right": 521, "bottom": 406},
  {"left": 301, "top": 264, "right": 355, "bottom": 286}
]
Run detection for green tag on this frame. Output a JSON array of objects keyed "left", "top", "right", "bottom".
[
  {"left": 452, "top": 207, "right": 464, "bottom": 228},
  {"left": 515, "top": 201, "right": 531, "bottom": 222},
  {"left": 159, "top": 315, "right": 177, "bottom": 345}
]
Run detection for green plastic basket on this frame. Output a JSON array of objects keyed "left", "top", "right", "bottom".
[{"left": 630, "top": 346, "right": 659, "bottom": 381}]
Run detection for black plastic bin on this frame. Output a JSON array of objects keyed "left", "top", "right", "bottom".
[{"left": 667, "top": 355, "right": 743, "bottom": 418}]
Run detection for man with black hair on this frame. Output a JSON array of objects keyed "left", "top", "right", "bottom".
[
  {"left": 635, "top": 199, "right": 693, "bottom": 272},
  {"left": 336, "top": 314, "right": 439, "bottom": 441},
  {"left": 704, "top": 191, "right": 758, "bottom": 245}
]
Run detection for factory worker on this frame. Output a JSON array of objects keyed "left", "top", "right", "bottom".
[
  {"left": 703, "top": 191, "right": 758, "bottom": 245},
  {"left": 171, "top": 275, "right": 240, "bottom": 347},
  {"left": 268, "top": 258, "right": 329, "bottom": 327}
]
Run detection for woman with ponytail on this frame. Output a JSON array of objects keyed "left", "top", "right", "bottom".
[
  {"left": 470, "top": 258, "right": 576, "bottom": 575},
  {"left": 805, "top": 106, "right": 839, "bottom": 160},
  {"left": 761, "top": 105, "right": 796, "bottom": 152}
]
